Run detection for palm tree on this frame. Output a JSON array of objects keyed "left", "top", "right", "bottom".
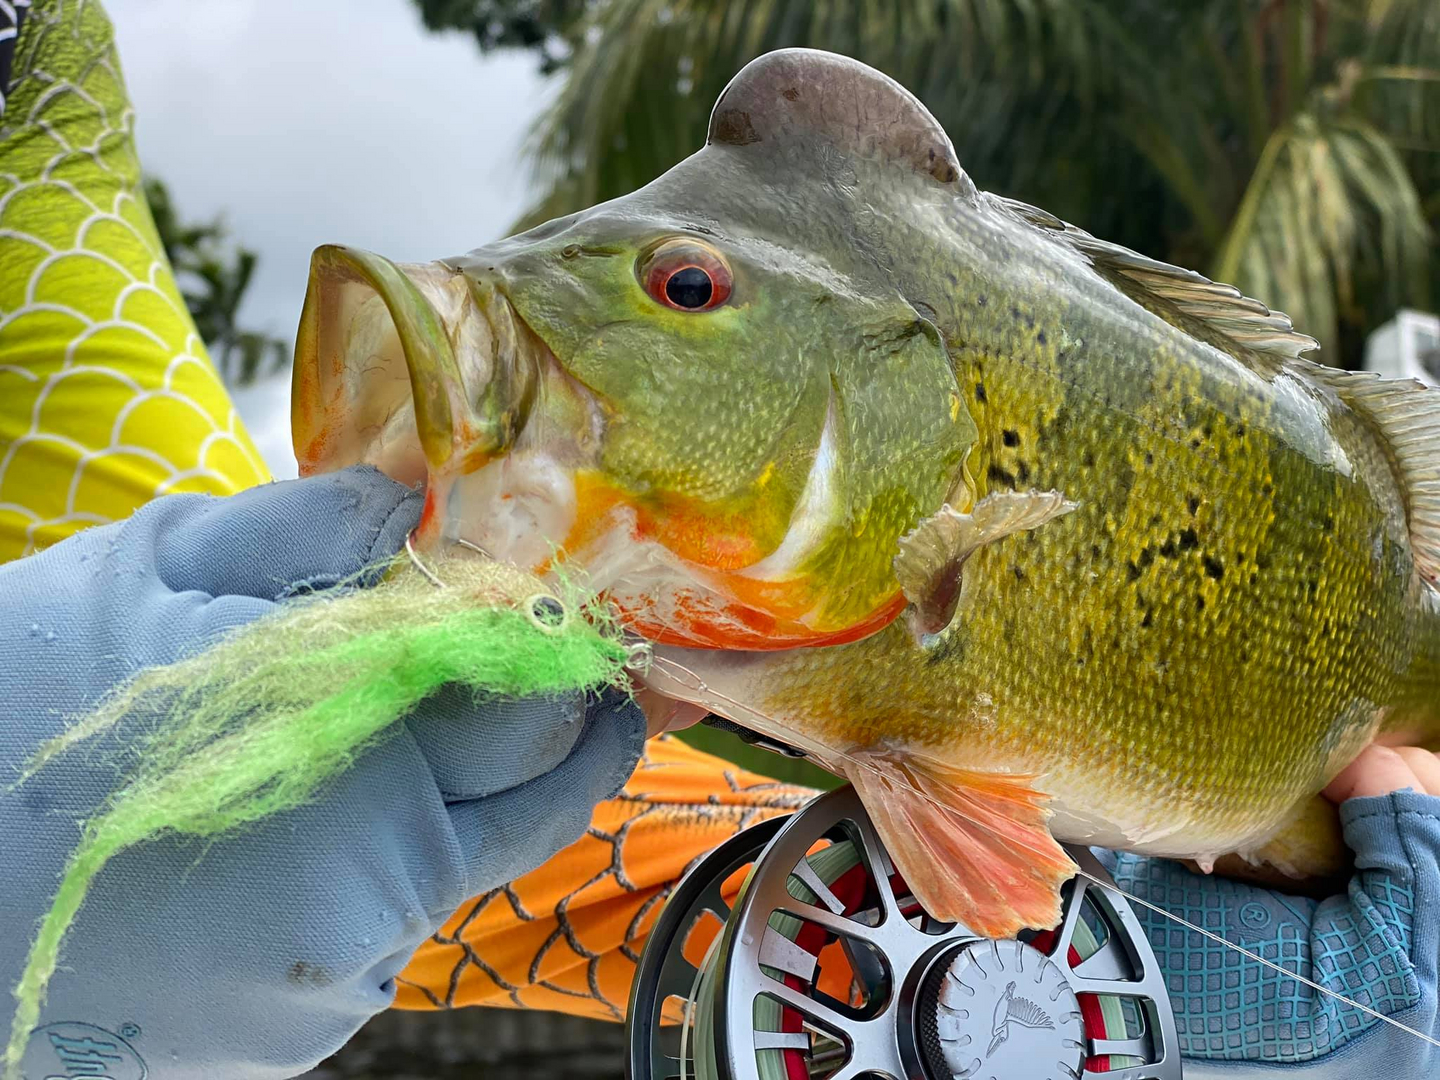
[{"left": 480, "top": 0, "right": 1437, "bottom": 367}]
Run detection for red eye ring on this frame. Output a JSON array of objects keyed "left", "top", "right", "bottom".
[{"left": 639, "top": 239, "right": 733, "bottom": 312}]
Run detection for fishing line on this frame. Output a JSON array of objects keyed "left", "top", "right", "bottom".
[
  {"left": 636, "top": 650, "right": 1440, "bottom": 1054},
  {"left": 1072, "top": 869, "right": 1440, "bottom": 1051}
]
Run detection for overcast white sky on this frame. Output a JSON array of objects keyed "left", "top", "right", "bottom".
[{"left": 105, "top": 0, "right": 553, "bottom": 474}]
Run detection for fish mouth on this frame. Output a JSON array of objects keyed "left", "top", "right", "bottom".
[
  {"left": 290, "top": 244, "right": 903, "bottom": 650},
  {"left": 292, "top": 245, "right": 547, "bottom": 493}
]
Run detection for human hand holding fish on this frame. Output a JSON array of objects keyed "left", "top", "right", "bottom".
[
  {"left": 0, "top": 466, "right": 649, "bottom": 1079},
  {"left": 1100, "top": 744, "right": 1440, "bottom": 1075}
]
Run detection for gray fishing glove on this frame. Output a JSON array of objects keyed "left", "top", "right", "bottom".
[{"left": 0, "top": 465, "right": 646, "bottom": 1080}]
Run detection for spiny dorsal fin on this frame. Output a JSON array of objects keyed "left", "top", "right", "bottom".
[
  {"left": 709, "top": 49, "right": 972, "bottom": 194},
  {"left": 994, "top": 195, "right": 1318, "bottom": 363},
  {"left": 895, "top": 490, "right": 1077, "bottom": 640},
  {"left": 1292, "top": 360, "right": 1440, "bottom": 582}
]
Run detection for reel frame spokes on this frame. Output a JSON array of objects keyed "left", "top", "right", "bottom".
[{"left": 628, "top": 786, "right": 1183, "bottom": 1080}]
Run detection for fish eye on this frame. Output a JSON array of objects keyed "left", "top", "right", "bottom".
[{"left": 638, "top": 239, "right": 732, "bottom": 312}]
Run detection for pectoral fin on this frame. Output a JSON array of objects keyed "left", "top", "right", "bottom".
[
  {"left": 894, "top": 490, "right": 1077, "bottom": 639},
  {"left": 845, "top": 749, "right": 1076, "bottom": 936}
]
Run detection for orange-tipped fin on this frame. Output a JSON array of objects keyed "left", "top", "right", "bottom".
[{"left": 845, "top": 750, "right": 1075, "bottom": 937}]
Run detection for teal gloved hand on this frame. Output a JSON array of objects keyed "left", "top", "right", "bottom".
[
  {"left": 1099, "top": 745, "right": 1440, "bottom": 1077},
  {"left": 0, "top": 466, "right": 646, "bottom": 1080}
]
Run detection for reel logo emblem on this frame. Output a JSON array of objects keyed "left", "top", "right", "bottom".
[
  {"left": 933, "top": 939, "right": 1083, "bottom": 1079},
  {"left": 986, "top": 980, "right": 1056, "bottom": 1056}
]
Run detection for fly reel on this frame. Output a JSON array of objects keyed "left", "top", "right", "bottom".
[{"left": 628, "top": 785, "right": 1182, "bottom": 1080}]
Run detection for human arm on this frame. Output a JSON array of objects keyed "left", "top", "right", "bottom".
[
  {"left": 0, "top": 466, "right": 647, "bottom": 1079},
  {"left": 1100, "top": 746, "right": 1440, "bottom": 1077}
]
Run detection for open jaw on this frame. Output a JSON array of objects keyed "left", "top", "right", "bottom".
[{"left": 290, "top": 245, "right": 904, "bottom": 651}]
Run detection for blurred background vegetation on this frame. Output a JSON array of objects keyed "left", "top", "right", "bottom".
[
  {"left": 173, "top": 0, "right": 1440, "bottom": 374},
  {"left": 420, "top": 0, "right": 1439, "bottom": 368}
]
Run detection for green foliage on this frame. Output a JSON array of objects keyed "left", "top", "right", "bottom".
[
  {"left": 434, "top": 0, "right": 1437, "bottom": 368},
  {"left": 144, "top": 176, "right": 289, "bottom": 387},
  {"left": 410, "top": 0, "right": 589, "bottom": 72}
]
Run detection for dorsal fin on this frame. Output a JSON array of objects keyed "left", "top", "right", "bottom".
[
  {"left": 995, "top": 195, "right": 1318, "bottom": 363},
  {"left": 708, "top": 49, "right": 973, "bottom": 194},
  {"left": 1292, "top": 361, "right": 1440, "bottom": 582}
]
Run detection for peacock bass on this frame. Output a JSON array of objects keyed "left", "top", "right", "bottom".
[{"left": 291, "top": 49, "right": 1440, "bottom": 937}]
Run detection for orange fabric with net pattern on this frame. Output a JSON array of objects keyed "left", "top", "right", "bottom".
[{"left": 396, "top": 734, "right": 816, "bottom": 1019}]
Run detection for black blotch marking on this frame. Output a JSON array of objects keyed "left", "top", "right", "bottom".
[
  {"left": 1195, "top": 595, "right": 1206, "bottom": 612},
  {"left": 1189, "top": 437, "right": 1201, "bottom": 450},
  {"left": 1082, "top": 450, "right": 1096, "bottom": 468},
  {"left": 1002, "top": 429, "right": 1020, "bottom": 447},
  {"left": 1307, "top": 578, "right": 1319, "bottom": 598},
  {"left": 1090, "top": 544, "right": 1101, "bottom": 560},
  {"left": 1186, "top": 495, "right": 1200, "bottom": 515},
  {"left": 1322, "top": 514, "right": 1335, "bottom": 533},
  {"left": 1037, "top": 330, "right": 1048, "bottom": 345},
  {"left": 1012, "top": 565, "right": 1025, "bottom": 580},
  {"left": 1178, "top": 528, "right": 1199, "bottom": 551},
  {"left": 977, "top": 294, "right": 988, "bottom": 306},
  {"left": 1138, "top": 547, "right": 1155, "bottom": 569},
  {"left": 1016, "top": 460, "right": 1031, "bottom": 484},
  {"left": 1202, "top": 424, "right": 1212, "bottom": 439},
  {"left": 1127, "top": 561, "right": 1142, "bottom": 582},
  {"left": 1140, "top": 609, "right": 1154, "bottom": 629},
  {"left": 987, "top": 464, "right": 1016, "bottom": 488},
  {"left": 1203, "top": 555, "right": 1225, "bottom": 580},
  {"left": 1159, "top": 538, "right": 1178, "bottom": 559},
  {"left": 1144, "top": 452, "right": 1154, "bottom": 466},
  {"left": 926, "top": 633, "right": 965, "bottom": 666},
  {"left": 975, "top": 381, "right": 988, "bottom": 403},
  {"left": 1148, "top": 514, "right": 1161, "bottom": 528}
]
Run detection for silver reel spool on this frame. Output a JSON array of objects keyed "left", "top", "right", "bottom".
[{"left": 628, "top": 785, "right": 1181, "bottom": 1080}]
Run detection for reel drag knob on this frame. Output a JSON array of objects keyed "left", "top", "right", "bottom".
[{"left": 917, "top": 938, "right": 1083, "bottom": 1079}]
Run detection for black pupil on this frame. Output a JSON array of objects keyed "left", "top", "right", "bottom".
[{"left": 665, "top": 265, "right": 713, "bottom": 308}]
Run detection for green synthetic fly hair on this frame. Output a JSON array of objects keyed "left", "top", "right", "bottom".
[{"left": 4, "top": 552, "right": 631, "bottom": 1078}]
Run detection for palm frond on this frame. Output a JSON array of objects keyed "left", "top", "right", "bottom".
[
  {"left": 517, "top": 0, "right": 1141, "bottom": 231},
  {"left": 1213, "top": 113, "right": 1429, "bottom": 359}
]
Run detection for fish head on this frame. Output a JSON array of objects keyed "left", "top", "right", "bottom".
[{"left": 293, "top": 49, "right": 978, "bottom": 649}]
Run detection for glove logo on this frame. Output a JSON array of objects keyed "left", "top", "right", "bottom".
[{"left": 21, "top": 1021, "right": 146, "bottom": 1080}]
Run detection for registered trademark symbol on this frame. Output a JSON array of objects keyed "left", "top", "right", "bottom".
[
  {"left": 1239, "top": 902, "right": 1271, "bottom": 930},
  {"left": 118, "top": 1022, "right": 140, "bottom": 1039}
]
